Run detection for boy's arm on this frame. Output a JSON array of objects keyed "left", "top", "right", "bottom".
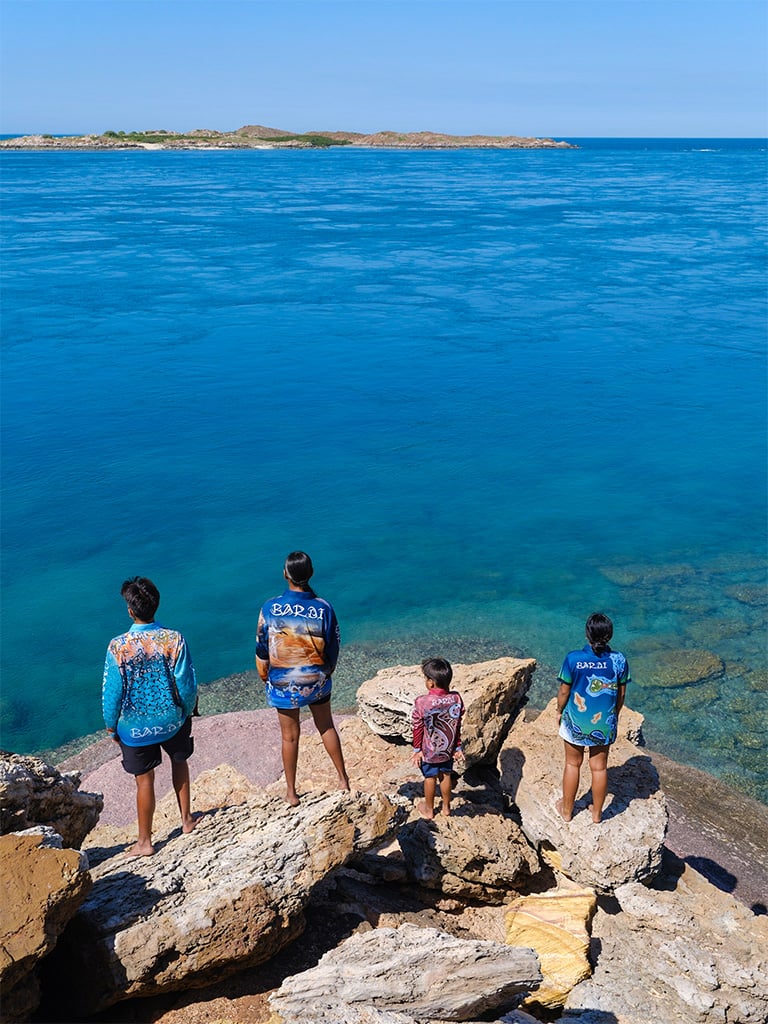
[
  {"left": 102, "top": 647, "right": 122, "bottom": 734},
  {"left": 255, "top": 610, "right": 270, "bottom": 682},
  {"left": 453, "top": 695, "right": 465, "bottom": 760}
]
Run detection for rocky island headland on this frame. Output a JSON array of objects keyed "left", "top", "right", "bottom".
[
  {"left": 0, "top": 124, "right": 576, "bottom": 151},
  {"left": 1, "top": 656, "right": 766, "bottom": 1024}
]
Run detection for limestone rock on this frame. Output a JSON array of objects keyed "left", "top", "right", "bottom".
[
  {"left": 564, "top": 856, "right": 768, "bottom": 1023},
  {"left": 397, "top": 805, "right": 540, "bottom": 902},
  {"left": 357, "top": 657, "right": 536, "bottom": 765},
  {"left": 0, "top": 830, "right": 91, "bottom": 1022},
  {"left": 269, "top": 923, "right": 542, "bottom": 1021},
  {"left": 49, "top": 781, "right": 405, "bottom": 1015},
  {"left": 499, "top": 702, "right": 667, "bottom": 891},
  {"left": 0, "top": 751, "right": 103, "bottom": 848},
  {"left": 505, "top": 880, "right": 596, "bottom": 1010}
]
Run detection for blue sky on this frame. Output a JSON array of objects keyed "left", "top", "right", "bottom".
[{"left": 1, "top": 0, "right": 765, "bottom": 137}]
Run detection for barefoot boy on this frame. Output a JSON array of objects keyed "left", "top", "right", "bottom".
[
  {"left": 556, "top": 612, "right": 630, "bottom": 824},
  {"left": 102, "top": 576, "right": 199, "bottom": 855},
  {"left": 411, "top": 658, "right": 465, "bottom": 818}
]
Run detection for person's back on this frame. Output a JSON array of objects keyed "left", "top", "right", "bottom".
[{"left": 104, "top": 624, "right": 194, "bottom": 744}]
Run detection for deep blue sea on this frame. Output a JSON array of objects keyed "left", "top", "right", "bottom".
[{"left": 1, "top": 139, "right": 766, "bottom": 800}]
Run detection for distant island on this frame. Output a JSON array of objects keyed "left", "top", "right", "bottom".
[{"left": 0, "top": 124, "right": 576, "bottom": 150}]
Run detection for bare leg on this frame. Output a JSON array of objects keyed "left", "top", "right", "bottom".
[
  {"left": 309, "top": 701, "right": 350, "bottom": 791},
  {"left": 588, "top": 745, "right": 609, "bottom": 822},
  {"left": 420, "top": 776, "right": 436, "bottom": 818},
  {"left": 557, "top": 740, "right": 584, "bottom": 822},
  {"left": 171, "top": 759, "right": 198, "bottom": 833},
  {"left": 438, "top": 771, "right": 452, "bottom": 815},
  {"left": 129, "top": 769, "right": 156, "bottom": 856},
  {"left": 277, "top": 708, "right": 302, "bottom": 806}
]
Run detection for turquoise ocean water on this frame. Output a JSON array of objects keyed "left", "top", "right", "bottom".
[{"left": 1, "top": 139, "right": 766, "bottom": 800}]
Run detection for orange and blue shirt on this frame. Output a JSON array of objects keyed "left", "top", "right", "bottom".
[
  {"left": 102, "top": 622, "right": 197, "bottom": 746},
  {"left": 558, "top": 643, "right": 630, "bottom": 746},
  {"left": 256, "top": 589, "right": 340, "bottom": 708}
]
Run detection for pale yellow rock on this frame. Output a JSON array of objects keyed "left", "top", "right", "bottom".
[{"left": 505, "top": 881, "right": 596, "bottom": 1010}]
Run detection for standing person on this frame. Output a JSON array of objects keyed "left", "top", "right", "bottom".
[
  {"left": 556, "top": 612, "right": 630, "bottom": 824},
  {"left": 411, "top": 657, "right": 465, "bottom": 819},
  {"left": 102, "top": 576, "right": 199, "bottom": 856},
  {"left": 256, "top": 551, "right": 349, "bottom": 807}
]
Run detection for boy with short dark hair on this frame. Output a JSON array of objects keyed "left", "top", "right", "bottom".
[
  {"left": 411, "top": 657, "right": 465, "bottom": 818},
  {"left": 102, "top": 576, "right": 199, "bottom": 856}
]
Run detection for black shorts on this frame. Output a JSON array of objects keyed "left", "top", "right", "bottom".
[{"left": 119, "top": 717, "right": 194, "bottom": 776}]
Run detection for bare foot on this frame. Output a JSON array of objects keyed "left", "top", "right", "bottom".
[
  {"left": 182, "top": 812, "right": 202, "bottom": 834},
  {"left": 555, "top": 798, "right": 573, "bottom": 823},
  {"left": 126, "top": 840, "right": 155, "bottom": 857},
  {"left": 285, "top": 790, "right": 301, "bottom": 807},
  {"left": 440, "top": 805, "right": 451, "bottom": 817},
  {"left": 417, "top": 799, "right": 434, "bottom": 820},
  {"left": 338, "top": 773, "right": 351, "bottom": 792},
  {"left": 588, "top": 804, "right": 602, "bottom": 824}
]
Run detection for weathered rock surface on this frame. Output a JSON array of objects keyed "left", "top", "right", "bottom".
[
  {"left": 357, "top": 657, "right": 536, "bottom": 765},
  {"left": 269, "top": 923, "right": 542, "bottom": 1021},
  {"left": 49, "top": 775, "right": 404, "bottom": 1015},
  {"left": 0, "top": 829, "right": 91, "bottom": 1022},
  {"left": 0, "top": 751, "right": 102, "bottom": 848},
  {"left": 397, "top": 805, "right": 540, "bottom": 902},
  {"left": 564, "top": 854, "right": 768, "bottom": 1023},
  {"left": 505, "top": 880, "right": 596, "bottom": 1011},
  {"left": 499, "top": 702, "right": 667, "bottom": 892}
]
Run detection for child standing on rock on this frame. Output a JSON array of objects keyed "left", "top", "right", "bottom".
[
  {"left": 556, "top": 612, "right": 630, "bottom": 824},
  {"left": 411, "top": 658, "right": 465, "bottom": 818}
]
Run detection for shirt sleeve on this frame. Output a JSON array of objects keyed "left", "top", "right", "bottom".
[
  {"left": 102, "top": 646, "right": 123, "bottom": 729},
  {"left": 255, "top": 608, "right": 269, "bottom": 663},
  {"left": 412, "top": 698, "right": 424, "bottom": 751},
  {"left": 325, "top": 606, "right": 340, "bottom": 674},
  {"left": 557, "top": 654, "right": 573, "bottom": 685},
  {"left": 174, "top": 636, "right": 198, "bottom": 717}
]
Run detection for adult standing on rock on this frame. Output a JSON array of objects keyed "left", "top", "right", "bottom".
[
  {"left": 256, "top": 551, "right": 350, "bottom": 806},
  {"left": 102, "top": 576, "right": 199, "bottom": 856}
]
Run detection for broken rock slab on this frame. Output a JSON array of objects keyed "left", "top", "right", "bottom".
[
  {"left": 499, "top": 701, "right": 667, "bottom": 891},
  {"left": 0, "top": 751, "right": 103, "bottom": 848},
  {"left": 0, "top": 829, "right": 91, "bottom": 1023},
  {"left": 563, "top": 853, "right": 768, "bottom": 1024},
  {"left": 357, "top": 657, "right": 536, "bottom": 765},
  {"left": 269, "top": 922, "right": 542, "bottom": 1022},
  {"left": 48, "top": 778, "right": 405, "bottom": 1016}
]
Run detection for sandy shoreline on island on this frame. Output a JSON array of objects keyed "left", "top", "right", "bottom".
[{"left": 58, "top": 707, "right": 768, "bottom": 914}]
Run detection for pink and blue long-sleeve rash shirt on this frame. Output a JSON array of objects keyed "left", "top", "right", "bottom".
[
  {"left": 412, "top": 687, "right": 465, "bottom": 764},
  {"left": 102, "top": 622, "right": 197, "bottom": 746}
]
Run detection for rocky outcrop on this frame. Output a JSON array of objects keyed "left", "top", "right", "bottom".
[
  {"left": 505, "top": 880, "right": 596, "bottom": 1011},
  {"left": 0, "top": 829, "right": 91, "bottom": 1022},
  {"left": 397, "top": 805, "right": 540, "bottom": 902},
  {"left": 269, "top": 923, "right": 542, "bottom": 1022},
  {"left": 357, "top": 657, "right": 536, "bottom": 765},
  {"left": 564, "top": 855, "right": 768, "bottom": 1023},
  {"left": 499, "top": 702, "right": 667, "bottom": 891},
  {"left": 633, "top": 648, "right": 725, "bottom": 688},
  {"left": 49, "top": 777, "right": 404, "bottom": 1016},
  {"left": 0, "top": 752, "right": 102, "bottom": 848}
]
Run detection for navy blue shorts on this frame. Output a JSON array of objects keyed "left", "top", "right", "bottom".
[
  {"left": 118, "top": 717, "right": 194, "bottom": 776},
  {"left": 420, "top": 759, "right": 454, "bottom": 779}
]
